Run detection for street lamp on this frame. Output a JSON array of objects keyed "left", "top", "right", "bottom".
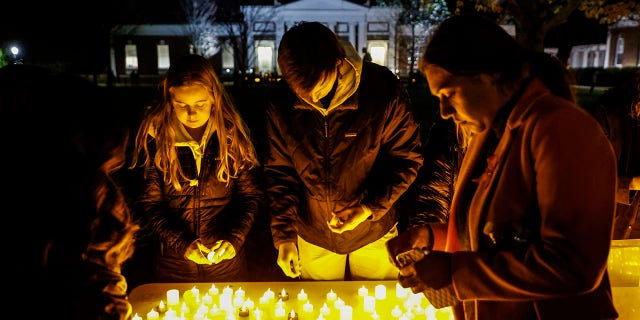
[{"left": 10, "top": 46, "right": 22, "bottom": 64}]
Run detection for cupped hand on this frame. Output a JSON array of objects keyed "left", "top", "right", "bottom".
[
  {"left": 277, "top": 241, "right": 301, "bottom": 278},
  {"left": 208, "top": 240, "right": 236, "bottom": 264},
  {"left": 184, "top": 240, "right": 212, "bottom": 265},
  {"left": 327, "top": 205, "right": 369, "bottom": 234}
]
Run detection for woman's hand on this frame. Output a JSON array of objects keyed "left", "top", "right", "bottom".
[{"left": 184, "top": 240, "right": 212, "bottom": 265}]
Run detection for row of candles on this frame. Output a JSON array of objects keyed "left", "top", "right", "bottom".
[{"left": 132, "top": 282, "right": 453, "bottom": 320}]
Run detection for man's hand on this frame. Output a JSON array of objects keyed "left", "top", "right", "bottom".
[
  {"left": 184, "top": 240, "right": 212, "bottom": 265},
  {"left": 207, "top": 240, "right": 236, "bottom": 264},
  {"left": 327, "top": 205, "right": 370, "bottom": 234},
  {"left": 277, "top": 242, "right": 301, "bottom": 278}
]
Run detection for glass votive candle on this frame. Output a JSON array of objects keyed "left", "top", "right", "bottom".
[
  {"left": 279, "top": 288, "right": 290, "bottom": 301},
  {"left": 238, "top": 305, "right": 250, "bottom": 318}
]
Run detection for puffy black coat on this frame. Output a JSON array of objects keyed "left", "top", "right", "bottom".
[
  {"left": 138, "top": 136, "right": 262, "bottom": 281},
  {"left": 265, "top": 61, "right": 423, "bottom": 254}
]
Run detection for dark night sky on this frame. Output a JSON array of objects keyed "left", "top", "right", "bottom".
[{"left": 0, "top": 0, "right": 607, "bottom": 73}]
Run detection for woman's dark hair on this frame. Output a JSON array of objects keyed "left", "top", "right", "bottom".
[
  {"left": 277, "top": 21, "right": 346, "bottom": 92},
  {"left": 420, "top": 14, "right": 575, "bottom": 102}
]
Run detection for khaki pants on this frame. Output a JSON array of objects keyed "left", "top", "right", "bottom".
[{"left": 297, "top": 225, "right": 399, "bottom": 280}]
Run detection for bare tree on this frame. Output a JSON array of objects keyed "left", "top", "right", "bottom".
[
  {"left": 378, "top": 0, "right": 451, "bottom": 76},
  {"left": 180, "top": 0, "right": 220, "bottom": 57},
  {"left": 218, "top": 3, "right": 276, "bottom": 86}
]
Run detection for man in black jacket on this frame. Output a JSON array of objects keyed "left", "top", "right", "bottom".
[{"left": 264, "top": 22, "right": 423, "bottom": 280}]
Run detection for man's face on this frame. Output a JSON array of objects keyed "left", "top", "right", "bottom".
[
  {"left": 424, "top": 64, "right": 503, "bottom": 134},
  {"left": 293, "top": 67, "right": 338, "bottom": 104}
]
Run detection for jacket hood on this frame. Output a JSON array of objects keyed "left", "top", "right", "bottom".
[{"left": 297, "top": 40, "right": 362, "bottom": 116}]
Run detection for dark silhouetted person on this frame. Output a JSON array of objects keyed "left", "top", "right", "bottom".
[
  {"left": 0, "top": 64, "right": 138, "bottom": 319},
  {"left": 362, "top": 47, "right": 372, "bottom": 62},
  {"left": 588, "top": 70, "right": 640, "bottom": 239}
]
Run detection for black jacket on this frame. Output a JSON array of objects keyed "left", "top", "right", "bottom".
[
  {"left": 138, "top": 135, "right": 262, "bottom": 279},
  {"left": 265, "top": 60, "right": 423, "bottom": 253}
]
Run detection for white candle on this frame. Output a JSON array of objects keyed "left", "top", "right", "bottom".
[
  {"left": 333, "top": 297, "right": 345, "bottom": 310},
  {"left": 391, "top": 305, "right": 402, "bottom": 318},
  {"left": 339, "top": 305, "right": 353, "bottom": 320},
  {"left": 234, "top": 294, "right": 246, "bottom": 307},
  {"left": 326, "top": 289, "right": 337, "bottom": 302},
  {"left": 208, "top": 304, "right": 222, "bottom": 318},
  {"left": 209, "top": 284, "right": 219, "bottom": 296},
  {"left": 146, "top": 309, "right": 160, "bottom": 320},
  {"left": 264, "top": 288, "right": 275, "bottom": 300},
  {"left": 132, "top": 313, "right": 142, "bottom": 320},
  {"left": 275, "top": 305, "right": 286, "bottom": 317},
  {"left": 303, "top": 301, "right": 314, "bottom": 313},
  {"left": 253, "top": 308, "right": 264, "bottom": 320},
  {"left": 167, "top": 289, "right": 180, "bottom": 306},
  {"left": 259, "top": 295, "right": 270, "bottom": 306},
  {"left": 320, "top": 303, "right": 331, "bottom": 316},
  {"left": 236, "top": 287, "right": 246, "bottom": 298},
  {"left": 244, "top": 298, "right": 255, "bottom": 310},
  {"left": 374, "top": 285, "right": 386, "bottom": 300},
  {"left": 425, "top": 305, "right": 437, "bottom": 319},
  {"left": 164, "top": 309, "right": 178, "bottom": 320},
  {"left": 363, "top": 296, "right": 376, "bottom": 313},
  {"left": 219, "top": 292, "right": 233, "bottom": 310},
  {"left": 191, "top": 286, "right": 200, "bottom": 299},
  {"left": 202, "top": 293, "right": 213, "bottom": 306},
  {"left": 223, "top": 285, "right": 234, "bottom": 295},
  {"left": 180, "top": 302, "right": 190, "bottom": 317},
  {"left": 358, "top": 286, "right": 368, "bottom": 297},
  {"left": 297, "top": 289, "right": 308, "bottom": 302},
  {"left": 396, "top": 283, "right": 408, "bottom": 299}
]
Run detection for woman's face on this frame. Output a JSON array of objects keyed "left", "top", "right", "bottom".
[
  {"left": 170, "top": 84, "right": 213, "bottom": 129},
  {"left": 424, "top": 64, "right": 504, "bottom": 134}
]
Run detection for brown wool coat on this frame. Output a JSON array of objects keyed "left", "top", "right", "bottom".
[{"left": 428, "top": 79, "right": 618, "bottom": 319}]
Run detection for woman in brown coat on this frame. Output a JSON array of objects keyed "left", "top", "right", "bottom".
[{"left": 387, "top": 15, "right": 618, "bottom": 319}]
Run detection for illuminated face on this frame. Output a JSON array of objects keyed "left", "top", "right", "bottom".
[
  {"left": 170, "top": 84, "right": 213, "bottom": 129},
  {"left": 295, "top": 67, "right": 338, "bottom": 104},
  {"left": 424, "top": 64, "right": 503, "bottom": 134}
]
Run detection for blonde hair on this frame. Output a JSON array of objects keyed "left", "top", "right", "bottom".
[{"left": 131, "top": 55, "right": 259, "bottom": 190}]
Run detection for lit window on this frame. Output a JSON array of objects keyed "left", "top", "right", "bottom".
[
  {"left": 157, "top": 44, "right": 170, "bottom": 71},
  {"left": 222, "top": 43, "right": 234, "bottom": 74},
  {"left": 256, "top": 40, "right": 275, "bottom": 75},
  {"left": 615, "top": 37, "right": 624, "bottom": 67},
  {"left": 368, "top": 40, "right": 387, "bottom": 66},
  {"left": 125, "top": 44, "right": 138, "bottom": 71}
]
